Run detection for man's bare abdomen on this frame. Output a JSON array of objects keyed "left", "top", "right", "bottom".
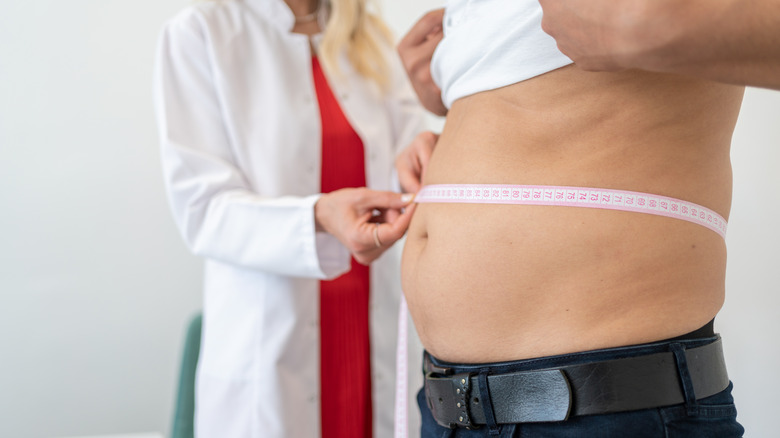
[{"left": 401, "top": 66, "right": 744, "bottom": 364}]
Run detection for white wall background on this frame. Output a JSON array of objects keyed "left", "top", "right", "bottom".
[{"left": 0, "top": 1, "right": 777, "bottom": 437}]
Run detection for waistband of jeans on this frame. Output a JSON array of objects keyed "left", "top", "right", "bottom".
[{"left": 424, "top": 335, "right": 720, "bottom": 376}]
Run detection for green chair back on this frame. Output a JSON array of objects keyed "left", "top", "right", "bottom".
[{"left": 171, "top": 313, "right": 202, "bottom": 438}]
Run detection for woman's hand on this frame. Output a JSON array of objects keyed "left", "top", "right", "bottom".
[
  {"left": 314, "top": 188, "right": 416, "bottom": 265},
  {"left": 398, "top": 9, "right": 447, "bottom": 116},
  {"left": 396, "top": 131, "right": 439, "bottom": 193}
]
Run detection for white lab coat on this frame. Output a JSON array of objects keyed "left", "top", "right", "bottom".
[{"left": 153, "top": 1, "right": 426, "bottom": 437}]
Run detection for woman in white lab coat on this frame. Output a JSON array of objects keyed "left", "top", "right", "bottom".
[{"left": 154, "top": 0, "right": 428, "bottom": 437}]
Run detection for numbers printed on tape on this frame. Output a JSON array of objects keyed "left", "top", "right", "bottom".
[{"left": 415, "top": 184, "right": 727, "bottom": 239}]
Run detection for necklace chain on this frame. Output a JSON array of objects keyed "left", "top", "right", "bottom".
[{"left": 294, "top": 1, "right": 320, "bottom": 23}]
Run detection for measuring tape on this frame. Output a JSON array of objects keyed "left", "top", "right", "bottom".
[
  {"left": 393, "top": 295, "right": 409, "bottom": 438},
  {"left": 414, "top": 184, "right": 727, "bottom": 239}
]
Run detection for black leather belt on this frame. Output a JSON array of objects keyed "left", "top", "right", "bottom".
[{"left": 424, "top": 337, "right": 729, "bottom": 429}]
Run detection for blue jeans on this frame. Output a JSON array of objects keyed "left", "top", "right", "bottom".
[{"left": 419, "top": 337, "right": 744, "bottom": 437}]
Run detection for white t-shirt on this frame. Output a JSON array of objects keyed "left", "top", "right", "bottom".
[{"left": 432, "top": 0, "right": 573, "bottom": 108}]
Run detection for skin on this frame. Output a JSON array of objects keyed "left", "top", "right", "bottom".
[
  {"left": 539, "top": 0, "right": 780, "bottom": 90},
  {"left": 398, "top": 11, "right": 745, "bottom": 364},
  {"left": 397, "top": 9, "right": 447, "bottom": 116},
  {"left": 315, "top": 188, "right": 415, "bottom": 265},
  {"left": 396, "top": 131, "right": 439, "bottom": 193},
  {"left": 287, "top": 0, "right": 320, "bottom": 30}
]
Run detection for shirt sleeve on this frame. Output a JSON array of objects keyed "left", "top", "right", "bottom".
[{"left": 153, "top": 9, "right": 350, "bottom": 279}]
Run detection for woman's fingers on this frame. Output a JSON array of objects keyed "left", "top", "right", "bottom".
[
  {"left": 353, "top": 203, "right": 417, "bottom": 265},
  {"left": 355, "top": 190, "right": 415, "bottom": 212},
  {"left": 317, "top": 187, "right": 418, "bottom": 265},
  {"left": 397, "top": 131, "right": 438, "bottom": 193},
  {"left": 379, "top": 202, "right": 416, "bottom": 245}
]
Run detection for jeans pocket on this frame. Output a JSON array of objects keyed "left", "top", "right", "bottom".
[{"left": 659, "top": 383, "right": 744, "bottom": 438}]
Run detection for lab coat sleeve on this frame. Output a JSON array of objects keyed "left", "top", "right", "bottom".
[{"left": 153, "top": 10, "right": 350, "bottom": 280}]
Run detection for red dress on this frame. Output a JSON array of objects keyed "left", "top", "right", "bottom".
[{"left": 313, "top": 56, "right": 373, "bottom": 437}]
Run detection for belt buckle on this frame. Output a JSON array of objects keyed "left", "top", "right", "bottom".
[
  {"left": 425, "top": 370, "right": 479, "bottom": 430},
  {"left": 423, "top": 353, "right": 453, "bottom": 377},
  {"left": 450, "top": 372, "right": 478, "bottom": 429}
]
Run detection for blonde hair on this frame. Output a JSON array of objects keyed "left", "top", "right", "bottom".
[{"left": 319, "top": 0, "right": 394, "bottom": 90}]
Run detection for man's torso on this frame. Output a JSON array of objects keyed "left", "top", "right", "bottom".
[{"left": 402, "top": 65, "right": 745, "bottom": 363}]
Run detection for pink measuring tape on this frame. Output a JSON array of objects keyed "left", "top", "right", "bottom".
[
  {"left": 392, "top": 183, "right": 728, "bottom": 437},
  {"left": 415, "top": 183, "right": 727, "bottom": 238},
  {"left": 394, "top": 295, "right": 409, "bottom": 438}
]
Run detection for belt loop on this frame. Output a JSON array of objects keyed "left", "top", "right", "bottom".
[
  {"left": 477, "top": 369, "right": 501, "bottom": 436},
  {"left": 669, "top": 342, "right": 699, "bottom": 416}
]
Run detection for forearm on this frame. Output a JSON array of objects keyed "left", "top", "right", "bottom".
[
  {"left": 624, "top": 0, "right": 780, "bottom": 89},
  {"left": 541, "top": 0, "right": 780, "bottom": 90}
]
